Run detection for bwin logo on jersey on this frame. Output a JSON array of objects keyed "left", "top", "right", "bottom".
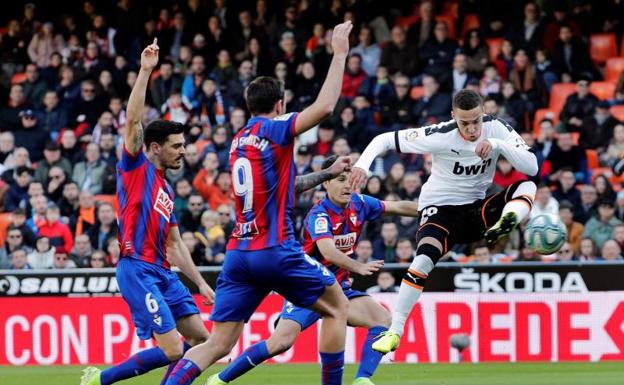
[{"left": 452, "top": 158, "right": 492, "bottom": 175}]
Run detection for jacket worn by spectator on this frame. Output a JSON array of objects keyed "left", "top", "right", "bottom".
[
  {"left": 72, "top": 160, "right": 107, "bottom": 195},
  {"left": 37, "top": 220, "right": 73, "bottom": 254},
  {"left": 583, "top": 216, "right": 623, "bottom": 249}
]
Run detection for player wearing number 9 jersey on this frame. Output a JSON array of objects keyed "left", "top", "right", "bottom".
[
  {"left": 349, "top": 90, "right": 539, "bottom": 354},
  {"left": 164, "top": 21, "right": 355, "bottom": 385}
]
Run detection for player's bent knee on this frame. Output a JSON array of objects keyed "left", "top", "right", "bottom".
[
  {"left": 161, "top": 344, "right": 184, "bottom": 362},
  {"left": 416, "top": 240, "right": 443, "bottom": 264}
]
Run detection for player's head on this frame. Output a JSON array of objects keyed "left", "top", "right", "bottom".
[
  {"left": 451, "top": 89, "right": 483, "bottom": 142},
  {"left": 322, "top": 155, "right": 351, "bottom": 207},
  {"left": 144, "top": 120, "right": 186, "bottom": 169},
  {"left": 245, "top": 76, "right": 285, "bottom": 117}
]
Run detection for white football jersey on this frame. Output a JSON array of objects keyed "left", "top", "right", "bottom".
[{"left": 394, "top": 116, "right": 531, "bottom": 210}]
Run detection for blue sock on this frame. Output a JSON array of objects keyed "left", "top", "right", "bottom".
[
  {"left": 219, "top": 341, "right": 270, "bottom": 382},
  {"left": 160, "top": 342, "right": 192, "bottom": 385},
  {"left": 101, "top": 346, "right": 170, "bottom": 385},
  {"left": 319, "top": 351, "right": 344, "bottom": 385},
  {"left": 356, "top": 326, "right": 387, "bottom": 379},
  {"left": 164, "top": 358, "right": 202, "bottom": 385}
]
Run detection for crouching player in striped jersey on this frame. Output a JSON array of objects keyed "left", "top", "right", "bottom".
[{"left": 207, "top": 154, "right": 419, "bottom": 385}]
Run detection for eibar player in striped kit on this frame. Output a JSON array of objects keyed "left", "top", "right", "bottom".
[
  {"left": 349, "top": 89, "right": 539, "bottom": 354},
  {"left": 164, "top": 21, "right": 354, "bottom": 385},
  {"left": 80, "top": 38, "right": 215, "bottom": 385}
]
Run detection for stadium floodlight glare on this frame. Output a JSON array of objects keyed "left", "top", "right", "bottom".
[{"left": 450, "top": 333, "right": 471, "bottom": 363}]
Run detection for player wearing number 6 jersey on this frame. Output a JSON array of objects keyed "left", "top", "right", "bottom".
[
  {"left": 80, "top": 39, "right": 214, "bottom": 385},
  {"left": 164, "top": 21, "right": 354, "bottom": 385},
  {"left": 349, "top": 90, "right": 539, "bottom": 354}
]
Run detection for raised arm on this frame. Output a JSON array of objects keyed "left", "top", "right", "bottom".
[
  {"left": 383, "top": 200, "right": 420, "bottom": 217},
  {"left": 349, "top": 131, "right": 397, "bottom": 190},
  {"left": 125, "top": 38, "right": 159, "bottom": 155},
  {"left": 294, "top": 21, "right": 353, "bottom": 135},
  {"left": 295, "top": 155, "right": 352, "bottom": 193}
]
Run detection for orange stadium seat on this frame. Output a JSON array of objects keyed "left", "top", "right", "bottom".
[
  {"left": 589, "top": 33, "right": 617, "bottom": 64},
  {"left": 548, "top": 83, "right": 576, "bottom": 114},
  {"left": 486, "top": 37, "right": 503, "bottom": 61},
  {"left": 533, "top": 109, "right": 559, "bottom": 136},
  {"left": 586, "top": 149, "right": 599, "bottom": 170},
  {"left": 435, "top": 15, "right": 456, "bottom": 39},
  {"left": 605, "top": 58, "right": 624, "bottom": 84},
  {"left": 611, "top": 105, "right": 624, "bottom": 121},
  {"left": 396, "top": 15, "right": 418, "bottom": 28},
  {"left": 589, "top": 81, "right": 616, "bottom": 100},
  {"left": 571, "top": 132, "right": 580, "bottom": 145},
  {"left": 591, "top": 167, "right": 613, "bottom": 182},
  {"left": 410, "top": 86, "right": 424, "bottom": 100},
  {"left": 95, "top": 194, "right": 118, "bottom": 212},
  {"left": 461, "top": 13, "right": 480, "bottom": 38},
  {"left": 11, "top": 72, "right": 26, "bottom": 85},
  {"left": 0, "top": 212, "right": 12, "bottom": 247},
  {"left": 442, "top": 2, "right": 458, "bottom": 18}
]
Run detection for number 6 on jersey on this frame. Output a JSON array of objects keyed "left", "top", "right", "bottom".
[{"left": 233, "top": 157, "right": 254, "bottom": 213}]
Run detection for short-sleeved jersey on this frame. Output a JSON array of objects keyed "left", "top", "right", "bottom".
[
  {"left": 393, "top": 115, "right": 530, "bottom": 209},
  {"left": 302, "top": 193, "right": 385, "bottom": 284},
  {"left": 116, "top": 147, "right": 178, "bottom": 269},
  {"left": 227, "top": 113, "right": 299, "bottom": 251}
]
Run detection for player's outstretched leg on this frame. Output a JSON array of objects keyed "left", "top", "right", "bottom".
[
  {"left": 209, "top": 319, "right": 302, "bottom": 384},
  {"left": 346, "top": 296, "right": 391, "bottom": 385},
  {"left": 373, "top": 248, "right": 437, "bottom": 354},
  {"left": 484, "top": 180, "right": 536, "bottom": 247}
]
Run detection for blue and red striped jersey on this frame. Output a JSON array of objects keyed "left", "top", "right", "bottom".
[
  {"left": 302, "top": 193, "right": 385, "bottom": 284},
  {"left": 116, "top": 147, "right": 178, "bottom": 268},
  {"left": 227, "top": 113, "right": 299, "bottom": 251}
]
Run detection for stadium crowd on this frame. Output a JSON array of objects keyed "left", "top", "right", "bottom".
[{"left": 0, "top": 0, "right": 624, "bottom": 271}]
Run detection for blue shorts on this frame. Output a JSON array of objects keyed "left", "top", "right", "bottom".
[
  {"left": 279, "top": 282, "right": 368, "bottom": 330},
  {"left": 116, "top": 257, "right": 199, "bottom": 340},
  {"left": 211, "top": 240, "right": 335, "bottom": 323}
]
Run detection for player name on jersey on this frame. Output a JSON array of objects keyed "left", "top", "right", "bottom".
[{"left": 230, "top": 134, "right": 269, "bottom": 153}]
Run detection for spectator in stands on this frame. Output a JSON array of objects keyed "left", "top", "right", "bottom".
[
  {"left": 22, "top": 63, "right": 47, "bottom": 108},
  {"left": 603, "top": 124, "right": 624, "bottom": 168},
  {"left": 616, "top": 190, "right": 624, "bottom": 221},
  {"left": 552, "top": 169, "right": 581, "bottom": 207},
  {"left": 551, "top": 25, "right": 595, "bottom": 82},
  {"left": 70, "top": 234, "right": 93, "bottom": 267},
  {"left": 602, "top": 239, "right": 623, "bottom": 260},
  {"left": 89, "top": 250, "right": 107, "bottom": 268},
  {"left": 181, "top": 55, "right": 206, "bottom": 109},
  {"left": 99, "top": 130, "right": 118, "bottom": 168},
  {"left": 9, "top": 208, "right": 35, "bottom": 247},
  {"left": 0, "top": 84, "right": 29, "bottom": 132},
  {"left": 33, "top": 142, "right": 71, "bottom": 184},
  {"left": 72, "top": 79, "right": 105, "bottom": 126},
  {"left": 195, "top": 210, "right": 226, "bottom": 260},
  {"left": 509, "top": 48, "right": 542, "bottom": 113},
  {"left": 87, "top": 202, "right": 117, "bottom": 251},
  {"left": 46, "top": 166, "right": 71, "bottom": 203},
  {"left": 555, "top": 242, "right": 577, "bottom": 261},
  {"left": 0, "top": 132, "right": 15, "bottom": 170},
  {"left": 341, "top": 54, "right": 367, "bottom": 100},
  {"left": 150, "top": 60, "right": 182, "bottom": 109},
  {"left": 0, "top": 227, "right": 31, "bottom": 268},
  {"left": 366, "top": 271, "right": 399, "bottom": 293},
  {"left": 38, "top": 90, "right": 68, "bottom": 134},
  {"left": 397, "top": 172, "right": 421, "bottom": 201},
  {"left": 493, "top": 157, "right": 527, "bottom": 189},
  {"left": 179, "top": 193, "right": 205, "bottom": 233},
  {"left": 38, "top": 204, "right": 73, "bottom": 253},
  {"left": 26, "top": 194, "right": 48, "bottom": 235},
  {"left": 355, "top": 239, "right": 373, "bottom": 263},
  {"left": 59, "top": 129, "right": 81, "bottom": 164},
  {"left": 613, "top": 223, "right": 624, "bottom": 251},
  {"left": 473, "top": 244, "right": 492, "bottom": 263},
  {"left": 583, "top": 198, "right": 623, "bottom": 249},
  {"left": 395, "top": 238, "right": 414, "bottom": 263},
  {"left": 193, "top": 164, "right": 232, "bottom": 210},
  {"left": 51, "top": 251, "right": 76, "bottom": 269},
  {"left": 57, "top": 181, "right": 79, "bottom": 220},
  {"left": 351, "top": 25, "right": 381, "bottom": 76},
  {"left": 381, "top": 74, "right": 414, "bottom": 127},
  {"left": 576, "top": 185, "right": 599, "bottom": 224},
  {"left": 578, "top": 238, "right": 600, "bottom": 261},
  {"left": 516, "top": 247, "right": 541, "bottom": 262},
  {"left": 546, "top": 132, "right": 588, "bottom": 183},
  {"left": 180, "top": 231, "right": 205, "bottom": 266},
  {"left": 380, "top": 25, "right": 418, "bottom": 77},
  {"left": 534, "top": 48, "right": 558, "bottom": 93},
  {"left": 420, "top": 21, "right": 459, "bottom": 81},
  {"left": 72, "top": 143, "right": 107, "bottom": 195},
  {"left": 559, "top": 78, "right": 599, "bottom": 132},
  {"left": 480, "top": 64, "right": 502, "bottom": 97},
  {"left": 506, "top": 2, "right": 544, "bottom": 56},
  {"left": 580, "top": 101, "right": 620, "bottom": 150},
  {"left": 412, "top": 74, "right": 452, "bottom": 126},
  {"left": 444, "top": 53, "right": 475, "bottom": 94},
  {"left": 4, "top": 166, "right": 33, "bottom": 212},
  {"left": 13, "top": 110, "right": 48, "bottom": 162},
  {"left": 594, "top": 174, "right": 617, "bottom": 203},
  {"left": 27, "top": 235, "right": 55, "bottom": 269},
  {"left": 211, "top": 49, "right": 237, "bottom": 92},
  {"left": 559, "top": 202, "right": 584, "bottom": 254},
  {"left": 373, "top": 221, "right": 399, "bottom": 263},
  {"left": 500, "top": 81, "right": 527, "bottom": 131},
  {"left": 216, "top": 203, "right": 234, "bottom": 239},
  {"left": 463, "top": 29, "right": 489, "bottom": 75},
  {"left": 9, "top": 248, "right": 32, "bottom": 269},
  {"left": 531, "top": 184, "right": 559, "bottom": 218},
  {"left": 105, "top": 237, "right": 120, "bottom": 267},
  {"left": 407, "top": 1, "right": 435, "bottom": 48}
]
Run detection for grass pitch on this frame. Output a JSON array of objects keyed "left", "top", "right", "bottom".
[{"left": 1, "top": 362, "right": 623, "bottom": 385}]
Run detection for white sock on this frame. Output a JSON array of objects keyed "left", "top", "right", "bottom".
[
  {"left": 389, "top": 254, "right": 434, "bottom": 336},
  {"left": 501, "top": 181, "right": 536, "bottom": 222}
]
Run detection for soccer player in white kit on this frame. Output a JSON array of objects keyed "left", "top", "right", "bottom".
[{"left": 349, "top": 89, "right": 539, "bottom": 353}]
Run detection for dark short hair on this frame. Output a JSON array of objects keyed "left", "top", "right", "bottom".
[
  {"left": 321, "top": 155, "right": 338, "bottom": 170},
  {"left": 452, "top": 89, "right": 482, "bottom": 110},
  {"left": 144, "top": 120, "right": 185, "bottom": 148},
  {"left": 15, "top": 166, "right": 33, "bottom": 176},
  {"left": 245, "top": 76, "right": 284, "bottom": 115}
]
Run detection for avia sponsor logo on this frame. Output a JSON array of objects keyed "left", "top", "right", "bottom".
[
  {"left": 453, "top": 269, "right": 588, "bottom": 293},
  {"left": 153, "top": 187, "right": 174, "bottom": 222},
  {"left": 334, "top": 232, "right": 356, "bottom": 255},
  {"left": 0, "top": 275, "right": 119, "bottom": 296},
  {"left": 452, "top": 158, "right": 492, "bottom": 175}
]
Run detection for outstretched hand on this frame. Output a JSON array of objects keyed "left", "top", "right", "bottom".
[
  {"left": 327, "top": 156, "right": 353, "bottom": 177},
  {"left": 349, "top": 167, "right": 368, "bottom": 192},
  {"left": 331, "top": 21, "right": 353, "bottom": 56},
  {"left": 140, "top": 38, "right": 159, "bottom": 71}
]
